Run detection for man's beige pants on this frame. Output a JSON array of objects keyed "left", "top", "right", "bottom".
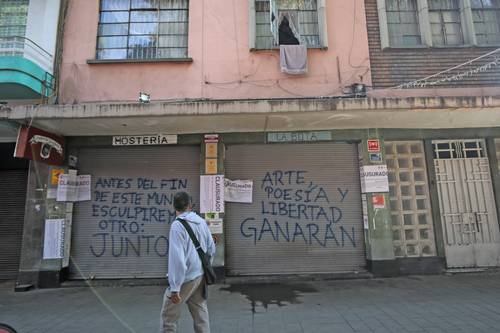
[{"left": 160, "top": 276, "right": 210, "bottom": 333}]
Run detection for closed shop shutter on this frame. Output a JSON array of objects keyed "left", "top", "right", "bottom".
[
  {"left": 225, "top": 143, "right": 365, "bottom": 275},
  {"left": 0, "top": 170, "right": 28, "bottom": 279},
  {"left": 70, "top": 146, "right": 200, "bottom": 279}
]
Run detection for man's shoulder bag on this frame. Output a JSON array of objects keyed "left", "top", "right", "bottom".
[{"left": 177, "top": 218, "right": 217, "bottom": 285}]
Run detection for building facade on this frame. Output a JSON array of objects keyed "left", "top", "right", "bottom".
[
  {"left": 0, "top": 0, "right": 63, "bottom": 281},
  {"left": 1, "top": 0, "right": 499, "bottom": 287}
]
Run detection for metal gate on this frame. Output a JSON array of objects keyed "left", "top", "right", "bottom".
[
  {"left": 225, "top": 143, "right": 365, "bottom": 275},
  {"left": 433, "top": 140, "right": 500, "bottom": 268},
  {"left": 70, "top": 146, "right": 200, "bottom": 279},
  {"left": 0, "top": 169, "right": 28, "bottom": 279}
]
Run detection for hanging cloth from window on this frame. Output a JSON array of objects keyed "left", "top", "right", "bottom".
[
  {"left": 280, "top": 44, "right": 308, "bottom": 74},
  {"left": 270, "top": 0, "right": 279, "bottom": 45}
]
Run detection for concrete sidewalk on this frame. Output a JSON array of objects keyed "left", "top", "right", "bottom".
[{"left": 1, "top": 272, "right": 500, "bottom": 333}]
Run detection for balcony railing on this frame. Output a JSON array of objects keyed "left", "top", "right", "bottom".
[
  {"left": 0, "top": 36, "right": 54, "bottom": 74},
  {"left": 0, "top": 36, "right": 55, "bottom": 98}
]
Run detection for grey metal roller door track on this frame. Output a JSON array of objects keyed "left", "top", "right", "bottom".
[
  {"left": 70, "top": 146, "right": 200, "bottom": 279},
  {"left": 225, "top": 143, "right": 365, "bottom": 275},
  {"left": 0, "top": 170, "right": 27, "bottom": 279}
]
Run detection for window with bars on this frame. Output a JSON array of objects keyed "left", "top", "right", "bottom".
[
  {"left": 433, "top": 140, "right": 486, "bottom": 159},
  {"left": 379, "top": 0, "right": 500, "bottom": 47},
  {"left": 385, "top": 0, "right": 422, "bottom": 46},
  {"left": 253, "top": 0, "right": 323, "bottom": 49},
  {"left": 429, "top": 0, "right": 464, "bottom": 46},
  {"left": 385, "top": 141, "right": 436, "bottom": 258},
  {"left": 472, "top": 0, "right": 500, "bottom": 45},
  {"left": 97, "top": 0, "right": 189, "bottom": 60}
]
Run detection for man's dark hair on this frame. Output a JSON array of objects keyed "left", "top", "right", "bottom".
[{"left": 174, "top": 191, "right": 190, "bottom": 211}]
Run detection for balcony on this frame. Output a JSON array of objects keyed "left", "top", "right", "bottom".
[{"left": 0, "top": 36, "right": 54, "bottom": 100}]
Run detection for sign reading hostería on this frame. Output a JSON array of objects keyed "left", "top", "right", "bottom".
[{"left": 112, "top": 134, "right": 177, "bottom": 146}]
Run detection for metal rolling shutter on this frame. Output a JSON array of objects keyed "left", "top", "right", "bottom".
[
  {"left": 0, "top": 170, "right": 28, "bottom": 279},
  {"left": 70, "top": 146, "right": 200, "bottom": 279},
  {"left": 225, "top": 143, "right": 365, "bottom": 275}
]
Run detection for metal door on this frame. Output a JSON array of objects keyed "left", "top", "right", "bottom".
[
  {"left": 225, "top": 143, "right": 365, "bottom": 275},
  {"left": 0, "top": 169, "right": 28, "bottom": 279},
  {"left": 433, "top": 140, "right": 500, "bottom": 267},
  {"left": 70, "top": 146, "right": 200, "bottom": 279}
]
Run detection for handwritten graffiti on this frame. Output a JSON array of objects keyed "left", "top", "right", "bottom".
[
  {"left": 89, "top": 177, "right": 187, "bottom": 257},
  {"left": 240, "top": 170, "right": 356, "bottom": 248}
]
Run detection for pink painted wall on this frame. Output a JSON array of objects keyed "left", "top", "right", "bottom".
[{"left": 59, "top": 0, "right": 372, "bottom": 104}]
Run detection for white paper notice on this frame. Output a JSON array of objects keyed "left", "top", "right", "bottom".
[
  {"left": 77, "top": 175, "right": 91, "bottom": 201},
  {"left": 363, "top": 216, "right": 369, "bottom": 230},
  {"left": 57, "top": 174, "right": 77, "bottom": 201},
  {"left": 224, "top": 179, "right": 253, "bottom": 203},
  {"left": 208, "top": 218, "right": 223, "bottom": 234},
  {"left": 57, "top": 174, "right": 91, "bottom": 202},
  {"left": 200, "top": 175, "right": 225, "bottom": 213},
  {"left": 359, "top": 165, "right": 389, "bottom": 193},
  {"left": 43, "top": 219, "right": 64, "bottom": 259}
]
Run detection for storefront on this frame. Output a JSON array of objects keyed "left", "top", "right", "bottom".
[
  {"left": 0, "top": 143, "right": 28, "bottom": 279},
  {"left": 224, "top": 142, "right": 366, "bottom": 275},
  {"left": 69, "top": 145, "right": 200, "bottom": 279}
]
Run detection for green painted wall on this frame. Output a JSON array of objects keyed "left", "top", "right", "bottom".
[{"left": 0, "top": 56, "right": 53, "bottom": 99}]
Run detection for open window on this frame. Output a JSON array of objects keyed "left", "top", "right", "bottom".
[{"left": 250, "top": 0, "right": 328, "bottom": 50}]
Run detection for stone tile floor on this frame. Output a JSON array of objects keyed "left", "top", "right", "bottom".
[{"left": 1, "top": 272, "right": 500, "bottom": 332}]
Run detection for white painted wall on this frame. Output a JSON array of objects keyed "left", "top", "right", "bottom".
[{"left": 25, "top": 0, "right": 61, "bottom": 74}]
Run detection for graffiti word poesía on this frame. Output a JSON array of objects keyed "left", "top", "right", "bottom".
[
  {"left": 240, "top": 170, "right": 356, "bottom": 248},
  {"left": 89, "top": 177, "right": 188, "bottom": 258}
]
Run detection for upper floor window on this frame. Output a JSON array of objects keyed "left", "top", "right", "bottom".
[
  {"left": 251, "top": 0, "right": 327, "bottom": 50},
  {"left": 429, "top": 0, "right": 464, "bottom": 46},
  {"left": 378, "top": 0, "right": 500, "bottom": 47},
  {"left": 386, "top": 0, "right": 422, "bottom": 46},
  {"left": 97, "top": 0, "right": 189, "bottom": 60},
  {"left": 472, "top": 0, "right": 500, "bottom": 45}
]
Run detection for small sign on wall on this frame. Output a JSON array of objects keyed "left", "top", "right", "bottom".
[
  {"left": 200, "top": 175, "right": 224, "bottom": 213},
  {"left": 372, "top": 194, "right": 386, "bottom": 209},
  {"left": 360, "top": 165, "right": 389, "bottom": 193},
  {"left": 367, "top": 139, "right": 381, "bottom": 152}
]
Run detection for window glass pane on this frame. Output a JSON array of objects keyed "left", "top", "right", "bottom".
[
  {"left": 98, "top": 36, "right": 128, "bottom": 48},
  {"left": 159, "top": 35, "right": 188, "bottom": 47},
  {"left": 101, "top": 0, "right": 130, "bottom": 10},
  {"left": 100, "top": 11, "right": 130, "bottom": 23},
  {"left": 386, "top": 0, "right": 421, "bottom": 46},
  {"left": 129, "top": 35, "right": 157, "bottom": 47},
  {"left": 159, "top": 22, "right": 188, "bottom": 34},
  {"left": 97, "top": 48, "right": 127, "bottom": 59},
  {"left": 130, "top": 22, "right": 158, "bottom": 34},
  {"left": 160, "top": 0, "right": 189, "bottom": 9},
  {"left": 429, "top": 0, "right": 464, "bottom": 45},
  {"left": 160, "top": 10, "right": 188, "bottom": 21},
  {"left": 131, "top": 11, "right": 159, "bottom": 22},
  {"left": 131, "top": 0, "right": 159, "bottom": 9},
  {"left": 98, "top": 23, "right": 129, "bottom": 36}
]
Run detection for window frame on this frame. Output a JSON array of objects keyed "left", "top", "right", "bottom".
[
  {"left": 93, "top": 0, "right": 192, "bottom": 62},
  {"left": 248, "top": 0, "right": 328, "bottom": 50},
  {"left": 377, "top": 0, "right": 496, "bottom": 49}
]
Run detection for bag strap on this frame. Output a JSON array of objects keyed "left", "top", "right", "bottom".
[{"left": 177, "top": 218, "right": 205, "bottom": 259}]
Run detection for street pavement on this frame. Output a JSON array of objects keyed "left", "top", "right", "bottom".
[{"left": 1, "top": 271, "right": 500, "bottom": 333}]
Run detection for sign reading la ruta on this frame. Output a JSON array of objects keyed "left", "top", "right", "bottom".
[{"left": 14, "top": 125, "right": 65, "bottom": 166}]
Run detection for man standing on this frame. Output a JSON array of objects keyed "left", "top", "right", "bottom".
[{"left": 160, "top": 192, "right": 216, "bottom": 333}]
